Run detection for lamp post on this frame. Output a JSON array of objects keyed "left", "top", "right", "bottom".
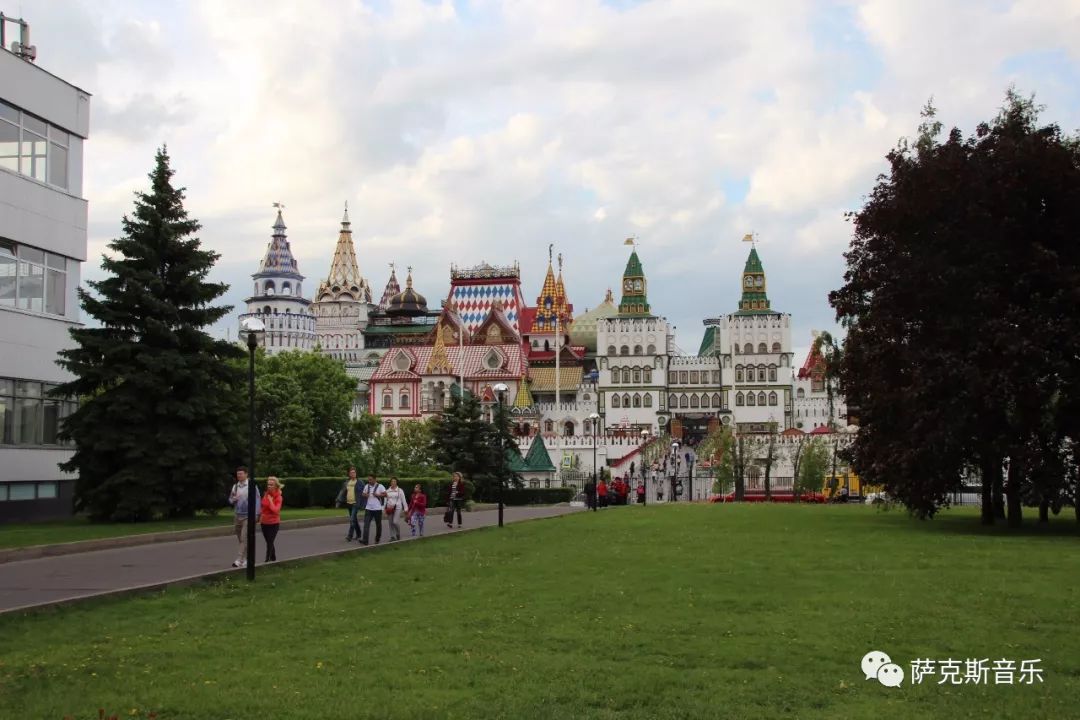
[
  {"left": 670, "top": 441, "right": 680, "bottom": 504},
  {"left": 240, "top": 316, "right": 265, "bottom": 581},
  {"left": 494, "top": 382, "right": 509, "bottom": 528},
  {"left": 687, "top": 451, "right": 695, "bottom": 503},
  {"left": 589, "top": 412, "right": 600, "bottom": 512},
  {"left": 640, "top": 430, "right": 650, "bottom": 506}
]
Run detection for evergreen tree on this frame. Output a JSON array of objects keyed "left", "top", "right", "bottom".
[
  {"left": 430, "top": 392, "right": 495, "bottom": 486},
  {"left": 54, "top": 148, "right": 243, "bottom": 521}
]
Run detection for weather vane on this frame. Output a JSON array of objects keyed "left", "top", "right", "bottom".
[
  {"left": 742, "top": 232, "right": 756, "bottom": 245},
  {"left": 273, "top": 202, "right": 285, "bottom": 210},
  {"left": 557, "top": 252, "right": 563, "bottom": 271},
  {"left": 548, "top": 243, "right": 554, "bottom": 263}
]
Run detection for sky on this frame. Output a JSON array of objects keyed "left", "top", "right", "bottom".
[{"left": 18, "top": 0, "right": 1080, "bottom": 361}]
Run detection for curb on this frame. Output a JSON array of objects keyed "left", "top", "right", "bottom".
[
  {"left": 0, "top": 509, "right": 572, "bottom": 616},
  {"left": 0, "top": 503, "right": 503, "bottom": 565}
]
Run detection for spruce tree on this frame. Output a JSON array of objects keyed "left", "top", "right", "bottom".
[{"left": 55, "top": 147, "right": 243, "bottom": 521}]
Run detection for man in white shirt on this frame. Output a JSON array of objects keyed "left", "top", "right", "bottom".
[{"left": 360, "top": 475, "right": 387, "bottom": 545}]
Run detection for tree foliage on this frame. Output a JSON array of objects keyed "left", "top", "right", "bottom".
[
  {"left": 54, "top": 148, "right": 243, "bottom": 521},
  {"left": 831, "top": 92, "right": 1080, "bottom": 523}
]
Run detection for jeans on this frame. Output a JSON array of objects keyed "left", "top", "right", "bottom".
[
  {"left": 362, "top": 509, "right": 383, "bottom": 543},
  {"left": 346, "top": 503, "right": 361, "bottom": 539},
  {"left": 410, "top": 513, "right": 425, "bottom": 536},
  {"left": 387, "top": 513, "right": 402, "bottom": 541},
  {"left": 261, "top": 523, "right": 279, "bottom": 562},
  {"left": 449, "top": 499, "right": 463, "bottom": 526}
]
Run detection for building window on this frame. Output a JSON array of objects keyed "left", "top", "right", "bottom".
[
  {"left": 758, "top": 392, "right": 767, "bottom": 406},
  {"left": 633, "top": 368, "right": 641, "bottom": 383},
  {"left": 758, "top": 343, "right": 767, "bottom": 354},
  {"left": 769, "top": 366, "right": 777, "bottom": 382},
  {"left": 780, "top": 355, "right": 789, "bottom": 367},
  {"left": 680, "top": 394, "right": 689, "bottom": 408},
  {"left": 612, "top": 394, "right": 621, "bottom": 408},
  {"left": 545, "top": 420, "right": 554, "bottom": 433},
  {"left": 747, "top": 392, "right": 756, "bottom": 406},
  {"left": 668, "top": 393, "right": 677, "bottom": 408},
  {"left": 0, "top": 241, "right": 68, "bottom": 316},
  {"left": 758, "top": 367, "right": 767, "bottom": 382},
  {"left": 689, "top": 371, "right": 699, "bottom": 384},
  {"left": 607, "top": 345, "right": 616, "bottom": 355},
  {"left": 643, "top": 394, "right": 653, "bottom": 408},
  {"left": 564, "top": 421, "right": 575, "bottom": 436},
  {"left": 668, "top": 371, "right": 676, "bottom": 384},
  {"left": 620, "top": 345, "right": 629, "bottom": 356},
  {"left": 647, "top": 344, "right": 655, "bottom": 354},
  {"left": 622, "top": 368, "right": 631, "bottom": 383},
  {"left": 633, "top": 394, "right": 641, "bottom": 408},
  {"left": 0, "top": 378, "right": 76, "bottom": 446},
  {"left": 744, "top": 343, "right": 753, "bottom": 354},
  {"left": 712, "top": 394, "right": 722, "bottom": 408},
  {"left": 0, "top": 101, "right": 70, "bottom": 190},
  {"left": 611, "top": 367, "right": 620, "bottom": 384},
  {"left": 797, "top": 388, "right": 806, "bottom": 399},
  {"left": 643, "top": 367, "right": 652, "bottom": 383},
  {"left": 772, "top": 342, "right": 781, "bottom": 353},
  {"left": 736, "top": 392, "right": 744, "bottom": 406},
  {"left": 769, "top": 391, "right": 778, "bottom": 406},
  {"left": 735, "top": 366, "right": 744, "bottom": 382},
  {"left": 689, "top": 394, "right": 699, "bottom": 409},
  {"left": 622, "top": 393, "right": 631, "bottom": 407},
  {"left": 679, "top": 371, "right": 688, "bottom": 384},
  {"left": 382, "top": 392, "right": 392, "bottom": 410},
  {"left": 633, "top": 345, "right": 642, "bottom": 355}
]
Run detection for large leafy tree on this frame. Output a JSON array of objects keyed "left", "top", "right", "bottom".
[
  {"left": 55, "top": 148, "right": 242, "bottom": 521},
  {"left": 831, "top": 93, "right": 1080, "bottom": 523}
]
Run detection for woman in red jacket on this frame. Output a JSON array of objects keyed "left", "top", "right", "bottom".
[
  {"left": 260, "top": 476, "right": 283, "bottom": 563},
  {"left": 409, "top": 483, "right": 428, "bottom": 537}
]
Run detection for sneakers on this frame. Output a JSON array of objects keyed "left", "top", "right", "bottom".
[
  {"left": 232, "top": 559, "right": 241, "bottom": 567},
  {"left": 232, "top": 559, "right": 247, "bottom": 568}
]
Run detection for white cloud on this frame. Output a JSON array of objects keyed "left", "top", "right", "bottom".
[{"left": 18, "top": 0, "right": 1080, "bottom": 352}]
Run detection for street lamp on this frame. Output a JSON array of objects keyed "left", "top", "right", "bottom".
[
  {"left": 494, "top": 382, "right": 509, "bottom": 528},
  {"left": 640, "top": 430, "right": 650, "bottom": 506},
  {"left": 670, "top": 441, "right": 680, "bottom": 504},
  {"left": 240, "top": 316, "right": 265, "bottom": 581},
  {"left": 589, "top": 412, "right": 600, "bottom": 513}
]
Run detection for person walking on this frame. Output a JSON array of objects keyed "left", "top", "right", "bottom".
[
  {"left": 447, "top": 472, "right": 466, "bottom": 529},
  {"left": 597, "top": 478, "right": 609, "bottom": 508},
  {"left": 260, "top": 476, "right": 283, "bottom": 563},
  {"left": 409, "top": 483, "right": 428, "bottom": 537},
  {"left": 335, "top": 467, "right": 362, "bottom": 542},
  {"left": 384, "top": 477, "right": 409, "bottom": 542},
  {"left": 636, "top": 482, "right": 646, "bottom": 505},
  {"left": 227, "top": 466, "right": 260, "bottom": 568},
  {"left": 360, "top": 475, "right": 387, "bottom": 545}
]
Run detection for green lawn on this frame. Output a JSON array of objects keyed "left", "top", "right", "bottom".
[
  {"left": 0, "top": 505, "right": 1077, "bottom": 719},
  {"left": 0, "top": 509, "right": 342, "bottom": 549}
]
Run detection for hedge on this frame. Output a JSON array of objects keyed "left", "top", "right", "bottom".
[{"left": 501, "top": 488, "right": 575, "bottom": 505}]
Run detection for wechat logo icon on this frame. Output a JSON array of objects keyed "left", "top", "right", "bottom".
[{"left": 862, "top": 650, "right": 904, "bottom": 688}]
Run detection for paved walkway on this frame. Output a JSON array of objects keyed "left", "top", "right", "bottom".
[{"left": 0, "top": 505, "right": 579, "bottom": 614}]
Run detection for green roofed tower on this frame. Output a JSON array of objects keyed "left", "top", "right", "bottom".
[
  {"left": 737, "top": 246, "right": 773, "bottom": 314},
  {"left": 618, "top": 249, "right": 651, "bottom": 316}
]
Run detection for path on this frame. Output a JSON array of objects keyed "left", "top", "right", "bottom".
[{"left": 0, "top": 505, "right": 579, "bottom": 614}]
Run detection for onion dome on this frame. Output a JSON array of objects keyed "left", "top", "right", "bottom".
[{"left": 387, "top": 267, "right": 428, "bottom": 317}]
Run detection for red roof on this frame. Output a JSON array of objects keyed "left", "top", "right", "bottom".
[
  {"left": 798, "top": 344, "right": 825, "bottom": 380},
  {"left": 371, "top": 343, "right": 526, "bottom": 382},
  {"left": 809, "top": 425, "right": 833, "bottom": 435},
  {"left": 781, "top": 427, "right": 805, "bottom": 436}
]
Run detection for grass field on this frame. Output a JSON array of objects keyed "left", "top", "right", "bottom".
[
  {"left": 0, "top": 509, "right": 343, "bottom": 549},
  {"left": 0, "top": 505, "right": 1077, "bottom": 719}
]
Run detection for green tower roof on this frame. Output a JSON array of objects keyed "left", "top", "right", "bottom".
[
  {"left": 623, "top": 250, "right": 644, "bottom": 278},
  {"left": 744, "top": 247, "right": 764, "bottom": 274},
  {"left": 618, "top": 249, "right": 651, "bottom": 316}
]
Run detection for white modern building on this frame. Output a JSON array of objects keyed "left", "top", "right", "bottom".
[
  {"left": 0, "top": 25, "right": 91, "bottom": 520},
  {"left": 237, "top": 208, "right": 317, "bottom": 355}
]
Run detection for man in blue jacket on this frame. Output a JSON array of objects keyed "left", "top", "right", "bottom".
[{"left": 228, "top": 466, "right": 261, "bottom": 568}]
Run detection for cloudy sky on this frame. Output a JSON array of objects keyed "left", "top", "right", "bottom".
[{"left": 22, "top": 0, "right": 1080, "bottom": 359}]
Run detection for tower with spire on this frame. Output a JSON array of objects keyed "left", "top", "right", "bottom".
[
  {"left": 617, "top": 245, "right": 651, "bottom": 316},
  {"left": 736, "top": 245, "right": 771, "bottom": 314},
  {"left": 240, "top": 206, "right": 317, "bottom": 355},
  {"left": 312, "top": 203, "right": 375, "bottom": 364}
]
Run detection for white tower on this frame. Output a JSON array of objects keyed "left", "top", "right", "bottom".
[
  {"left": 241, "top": 207, "right": 317, "bottom": 354},
  {"left": 313, "top": 203, "right": 373, "bottom": 362}
]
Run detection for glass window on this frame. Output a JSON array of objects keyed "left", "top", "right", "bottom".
[
  {"left": 22, "top": 113, "right": 47, "bottom": 137},
  {"left": 643, "top": 367, "right": 652, "bottom": 383},
  {"left": 644, "top": 394, "right": 652, "bottom": 408},
  {"left": 679, "top": 371, "right": 688, "bottom": 384},
  {"left": 21, "top": 131, "right": 47, "bottom": 182},
  {"left": 17, "top": 261, "right": 44, "bottom": 312},
  {"left": 49, "top": 143, "right": 67, "bottom": 188},
  {"left": 690, "top": 371, "right": 699, "bottom": 383},
  {"left": 0, "top": 100, "right": 18, "bottom": 123},
  {"left": 633, "top": 369, "right": 641, "bottom": 383},
  {"left": 46, "top": 268, "right": 66, "bottom": 315},
  {"left": 0, "top": 249, "right": 14, "bottom": 307},
  {"left": 668, "top": 372, "right": 676, "bottom": 383},
  {"left": 18, "top": 245, "right": 45, "bottom": 264},
  {"left": 42, "top": 399, "right": 61, "bottom": 444},
  {"left": 0, "top": 394, "right": 11, "bottom": 443},
  {"left": 15, "top": 381, "right": 41, "bottom": 398},
  {"left": 47, "top": 252, "right": 66, "bottom": 270},
  {"left": 36, "top": 482, "right": 58, "bottom": 499},
  {"left": 15, "top": 398, "right": 42, "bottom": 444},
  {"left": 9, "top": 483, "right": 36, "bottom": 501},
  {"left": 0, "top": 120, "right": 19, "bottom": 172},
  {"left": 49, "top": 126, "right": 69, "bottom": 147}
]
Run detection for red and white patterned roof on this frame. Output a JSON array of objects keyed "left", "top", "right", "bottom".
[{"left": 371, "top": 343, "right": 526, "bottom": 382}]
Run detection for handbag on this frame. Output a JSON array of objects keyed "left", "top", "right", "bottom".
[
  {"left": 385, "top": 503, "right": 395, "bottom": 516},
  {"left": 443, "top": 507, "right": 453, "bottom": 523}
]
